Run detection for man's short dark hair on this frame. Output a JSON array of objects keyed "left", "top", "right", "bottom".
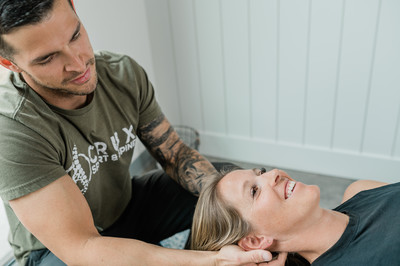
[{"left": 0, "top": 0, "right": 73, "bottom": 60}]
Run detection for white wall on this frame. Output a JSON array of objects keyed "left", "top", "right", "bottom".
[
  {"left": 74, "top": 0, "right": 154, "bottom": 77},
  {"left": 75, "top": 0, "right": 400, "bottom": 183}
]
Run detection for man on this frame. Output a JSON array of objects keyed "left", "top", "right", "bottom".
[{"left": 0, "top": 0, "right": 280, "bottom": 265}]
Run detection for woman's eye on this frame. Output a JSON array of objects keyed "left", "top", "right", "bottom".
[
  {"left": 259, "top": 167, "right": 266, "bottom": 175},
  {"left": 251, "top": 186, "right": 258, "bottom": 198},
  {"left": 72, "top": 32, "right": 81, "bottom": 41}
]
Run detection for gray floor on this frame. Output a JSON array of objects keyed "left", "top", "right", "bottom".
[{"left": 206, "top": 155, "right": 356, "bottom": 210}]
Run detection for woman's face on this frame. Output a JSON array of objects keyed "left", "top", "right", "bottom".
[{"left": 217, "top": 168, "right": 320, "bottom": 239}]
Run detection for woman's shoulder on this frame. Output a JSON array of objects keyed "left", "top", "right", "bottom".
[{"left": 341, "top": 180, "right": 389, "bottom": 203}]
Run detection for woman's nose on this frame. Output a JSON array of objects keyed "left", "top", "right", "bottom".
[
  {"left": 269, "top": 169, "right": 291, "bottom": 185},
  {"left": 272, "top": 169, "right": 281, "bottom": 184}
]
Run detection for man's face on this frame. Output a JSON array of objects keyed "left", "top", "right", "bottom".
[
  {"left": 218, "top": 168, "right": 321, "bottom": 239},
  {"left": 2, "top": 0, "right": 97, "bottom": 99}
]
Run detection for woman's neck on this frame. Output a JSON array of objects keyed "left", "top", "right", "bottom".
[{"left": 297, "top": 209, "right": 349, "bottom": 263}]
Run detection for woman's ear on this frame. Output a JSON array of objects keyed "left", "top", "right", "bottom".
[{"left": 238, "top": 235, "right": 273, "bottom": 251}]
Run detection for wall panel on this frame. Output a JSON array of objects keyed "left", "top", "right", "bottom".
[
  {"left": 362, "top": 0, "right": 400, "bottom": 157},
  {"left": 220, "top": 0, "right": 251, "bottom": 136},
  {"left": 169, "top": 0, "right": 203, "bottom": 130},
  {"left": 332, "top": 0, "right": 381, "bottom": 152},
  {"left": 304, "top": 0, "right": 343, "bottom": 148},
  {"left": 194, "top": 0, "right": 227, "bottom": 134},
  {"left": 143, "top": 0, "right": 181, "bottom": 124},
  {"left": 278, "top": 0, "right": 310, "bottom": 144},
  {"left": 249, "top": 0, "right": 279, "bottom": 140}
]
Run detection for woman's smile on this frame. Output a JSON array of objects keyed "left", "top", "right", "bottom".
[{"left": 285, "top": 180, "right": 296, "bottom": 199}]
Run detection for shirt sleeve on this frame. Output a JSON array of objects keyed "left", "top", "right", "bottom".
[
  {"left": 136, "top": 66, "right": 162, "bottom": 127},
  {"left": 0, "top": 116, "right": 67, "bottom": 201}
]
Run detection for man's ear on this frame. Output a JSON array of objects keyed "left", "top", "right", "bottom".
[
  {"left": 238, "top": 235, "right": 273, "bottom": 251},
  {"left": 0, "top": 57, "right": 22, "bottom": 73}
]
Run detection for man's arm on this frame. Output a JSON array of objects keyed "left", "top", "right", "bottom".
[
  {"left": 341, "top": 180, "right": 389, "bottom": 203},
  {"left": 9, "top": 175, "right": 273, "bottom": 265},
  {"left": 137, "top": 113, "right": 217, "bottom": 195}
]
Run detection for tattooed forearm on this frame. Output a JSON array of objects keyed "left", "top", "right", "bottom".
[
  {"left": 138, "top": 113, "right": 217, "bottom": 195},
  {"left": 172, "top": 145, "right": 217, "bottom": 195},
  {"left": 138, "top": 114, "right": 178, "bottom": 167},
  {"left": 137, "top": 113, "right": 169, "bottom": 147}
]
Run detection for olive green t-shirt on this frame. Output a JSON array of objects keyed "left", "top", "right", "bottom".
[{"left": 0, "top": 51, "right": 162, "bottom": 265}]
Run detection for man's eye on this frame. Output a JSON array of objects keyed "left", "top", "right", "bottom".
[
  {"left": 258, "top": 167, "right": 266, "bottom": 175},
  {"left": 38, "top": 55, "right": 54, "bottom": 65},
  {"left": 251, "top": 186, "right": 258, "bottom": 198}
]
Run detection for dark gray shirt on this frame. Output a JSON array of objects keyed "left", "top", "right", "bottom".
[{"left": 312, "top": 182, "right": 400, "bottom": 265}]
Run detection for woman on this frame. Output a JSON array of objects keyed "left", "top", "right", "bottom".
[{"left": 191, "top": 167, "right": 400, "bottom": 265}]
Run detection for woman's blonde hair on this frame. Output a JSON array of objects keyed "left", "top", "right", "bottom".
[
  {"left": 191, "top": 168, "right": 311, "bottom": 266},
  {"left": 190, "top": 170, "right": 252, "bottom": 251}
]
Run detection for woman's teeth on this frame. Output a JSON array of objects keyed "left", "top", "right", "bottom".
[{"left": 286, "top": 181, "right": 296, "bottom": 199}]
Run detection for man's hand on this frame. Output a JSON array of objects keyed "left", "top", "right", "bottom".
[{"left": 216, "top": 245, "right": 287, "bottom": 266}]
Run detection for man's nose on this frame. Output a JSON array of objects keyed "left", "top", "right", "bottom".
[{"left": 64, "top": 51, "right": 86, "bottom": 73}]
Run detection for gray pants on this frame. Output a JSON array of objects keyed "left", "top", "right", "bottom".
[{"left": 26, "top": 250, "right": 64, "bottom": 266}]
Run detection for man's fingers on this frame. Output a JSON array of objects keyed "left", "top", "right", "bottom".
[
  {"left": 245, "top": 250, "right": 272, "bottom": 263},
  {"left": 217, "top": 245, "right": 283, "bottom": 265}
]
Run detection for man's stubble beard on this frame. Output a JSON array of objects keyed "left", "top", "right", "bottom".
[{"left": 22, "top": 57, "right": 98, "bottom": 97}]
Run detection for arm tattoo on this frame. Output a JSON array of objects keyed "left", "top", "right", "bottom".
[{"left": 138, "top": 114, "right": 217, "bottom": 195}]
